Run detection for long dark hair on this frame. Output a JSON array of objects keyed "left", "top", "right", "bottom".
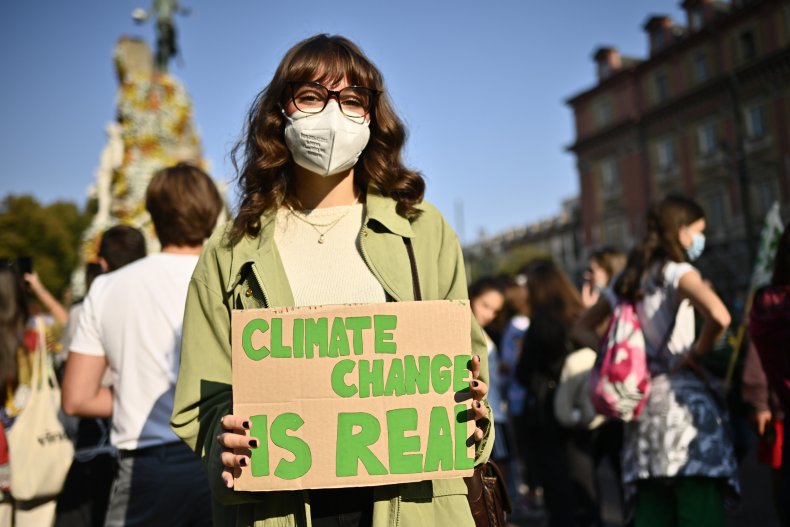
[
  {"left": 772, "top": 222, "right": 790, "bottom": 287},
  {"left": 229, "top": 34, "right": 425, "bottom": 244},
  {"left": 526, "top": 259, "right": 584, "bottom": 327},
  {"left": 0, "top": 266, "right": 27, "bottom": 401},
  {"left": 614, "top": 194, "right": 705, "bottom": 302}
]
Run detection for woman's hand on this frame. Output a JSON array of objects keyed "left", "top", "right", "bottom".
[
  {"left": 217, "top": 415, "right": 254, "bottom": 489},
  {"left": 468, "top": 354, "right": 490, "bottom": 442},
  {"left": 753, "top": 410, "right": 773, "bottom": 438}
]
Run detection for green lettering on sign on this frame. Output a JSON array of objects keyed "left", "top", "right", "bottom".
[
  {"left": 404, "top": 355, "right": 431, "bottom": 395},
  {"left": 358, "top": 359, "right": 384, "bottom": 398},
  {"left": 387, "top": 408, "right": 422, "bottom": 474},
  {"left": 453, "top": 354, "right": 472, "bottom": 392},
  {"left": 345, "top": 316, "right": 372, "bottom": 355},
  {"left": 373, "top": 315, "right": 397, "bottom": 354},
  {"left": 270, "top": 318, "right": 292, "bottom": 358},
  {"left": 292, "top": 318, "right": 304, "bottom": 358},
  {"left": 336, "top": 413, "right": 387, "bottom": 477},
  {"left": 383, "top": 358, "right": 406, "bottom": 396},
  {"left": 305, "top": 318, "right": 328, "bottom": 358},
  {"left": 242, "top": 319, "right": 270, "bottom": 361},
  {"left": 454, "top": 404, "right": 475, "bottom": 470},
  {"left": 271, "top": 413, "right": 311, "bottom": 480},
  {"left": 331, "top": 359, "right": 358, "bottom": 398},
  {"left": 249, "top": 415, "right": 269, "bottom": 477},
  {"left": 424, "top": 406, "right": 453, "bottom": 472},
  {"left": 329, "top": 317, "right": 350, "bottom": 357},
  {"left": 431, "top": 354, "right": 453, "bottom": 394}
]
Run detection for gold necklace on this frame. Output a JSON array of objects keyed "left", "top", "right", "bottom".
[{"left": 288, "top": 196, "right": 359, "bottom": 244}]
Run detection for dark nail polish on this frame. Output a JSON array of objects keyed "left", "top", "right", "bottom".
[
  {"left": 476, "top": 354, "right": 481, "bottom": 362},
  {"left": 476, "top": 401, "right": 482, "bottom": 409},
  {"left": 472, "top": 380, "right": 479, "bottom": 388},
  {"left": 248, "top": 439, "right": 259, "bottom": 448},
  {"left": 242, "top": 421, "right": 250, "bottom": 430},
  {"left": 239, "top": 458, "right": 247, "bottom": 467}
]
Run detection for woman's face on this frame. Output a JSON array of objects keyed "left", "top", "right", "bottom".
[
  {"left": 283, "top": 77, "right": 372, "bottom": 123},
  {"left": 678, "top": 218, "right": 706, "bottom": 249},
  {"left": 471, "top": 290, "right": 505, "bottom": 328},
  {"left": 586, "top": 259, "right": 609, "bottom": 289}
]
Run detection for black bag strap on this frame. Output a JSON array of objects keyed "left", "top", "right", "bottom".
[{"left": 403, "top": 237, "right": 422, "bottom": 301}]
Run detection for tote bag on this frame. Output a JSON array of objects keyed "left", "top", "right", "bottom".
[{"left": 7, "top": 318, "right": 74, "bottom": 501}]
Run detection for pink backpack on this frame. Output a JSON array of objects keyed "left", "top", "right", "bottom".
[{"left": 589, "top": 302, "right": 651, "bottom": 421}]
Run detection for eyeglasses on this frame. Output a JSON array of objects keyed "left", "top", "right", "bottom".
[{"left": 287, "top": 81, "right": 379, "bottom": 118}]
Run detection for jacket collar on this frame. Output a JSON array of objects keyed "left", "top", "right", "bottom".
[
  {"left": 365, "top": 190, "right": 415, "bottom": 238},
  {"left": 224, "top": 190, "right": 415, "bottom": 298}
]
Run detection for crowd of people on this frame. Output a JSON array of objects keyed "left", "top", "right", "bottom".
[{"left": 0, "top": 33, "right": 788, "bottom": 527}]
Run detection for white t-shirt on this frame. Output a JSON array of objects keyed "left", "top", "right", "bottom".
[
  {"left": 604, "top": 261, "right": 697, "bottom": 362},
  {"left": 69, "top": 253, "right": 199, "bottom": 450}
]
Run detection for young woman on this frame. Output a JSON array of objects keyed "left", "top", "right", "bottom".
[
  {"left": 515, "top": 259, "right": 595, "bottom": 527},
  {"left": 750, "top": 222, "right": 790, "bottom": 524},
  {"left": 468, "top": 278, "right": 512, "bottom": 480},
  {"left": 170, "top": 34, "right": 493, "bottom": 527},
  {"left": 574, "top": 194, "right": 738, "bottom": 527}
]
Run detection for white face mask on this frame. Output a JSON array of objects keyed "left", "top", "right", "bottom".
[{"left": 282, "top": 102, "right": 371, "bottom": 177}]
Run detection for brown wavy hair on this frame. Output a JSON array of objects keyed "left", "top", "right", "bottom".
[
  {"left": 614, "top": 194, "right": 705, "bottom": 302},
  {"left": 228, "top": 34, "right": 425, "bottom": 244},
  {"left": 526, "top": 259, "right": 584, "bottom": 327}
]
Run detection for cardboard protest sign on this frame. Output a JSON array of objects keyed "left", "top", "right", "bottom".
[{"left": 231, "top": 300, "right": 476, "bottom": 491}]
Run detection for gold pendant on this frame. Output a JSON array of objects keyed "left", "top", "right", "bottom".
[{"left": 318, "top": 235, "right": 325, "bottom": 244}]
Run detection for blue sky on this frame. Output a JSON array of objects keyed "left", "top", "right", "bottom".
[{"left": 0, "top": 1, "right": 687, "bottom": 243}]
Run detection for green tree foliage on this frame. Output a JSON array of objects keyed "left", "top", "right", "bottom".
[{"left": 0, "top": 194, "right": 92, "bottom": 300}]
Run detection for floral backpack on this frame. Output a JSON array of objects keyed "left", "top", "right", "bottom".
[{"left": 588, "top": 302, "right": 651, "bottom": 421}]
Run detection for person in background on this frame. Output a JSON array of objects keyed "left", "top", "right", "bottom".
[
  {"left": 22, "top": 271, "right": 68, "bottom": 328},
  {"left": 516, "top": 258, "right": 594, "bottom": 527},
  {"left": 469, "top": 277, "right": 512, "bottom": 484},
  {"left": 579, "top": 247, "right": 628, "bottom": 524},
  {"left": 56, "top": 226, "right": 146, "bottom": 527},
  {"left": 169, "top": 34, "right": 493, "bottom": 527},
  {"left": 498, "top": 272, "right": 540, "bottom": 512},
  {"left": 581, "top": 247, "right": 627, "bottom": 309},
  {"left": 0, "top": 261, "right": 61, "bottom": 526},
  {"left": 61, "top": 163, "right": 222, "bottom": 527},
  {"left": 574, "top": 194, "right": 738, "bottom": 527},
  {"left": 749, "top": 222, "right": 790, "bottom": 525}
]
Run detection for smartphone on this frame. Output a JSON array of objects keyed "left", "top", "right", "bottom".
[{"left": 17, "top": 256, "right": 33, "bottom": 275}]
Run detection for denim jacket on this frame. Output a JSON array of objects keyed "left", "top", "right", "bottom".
[{"left": 171, "top": 191, "right": 493, "bottom": 527}]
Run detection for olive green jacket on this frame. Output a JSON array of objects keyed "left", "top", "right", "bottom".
[{"left": 171, "top": 192, "right": 494, "bottom": 527}]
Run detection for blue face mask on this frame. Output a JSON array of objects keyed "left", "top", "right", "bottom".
[{"left": 686, "top": 232, "right": 706, "bottom": 261}]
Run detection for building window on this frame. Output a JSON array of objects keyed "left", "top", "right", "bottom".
[
  {"left": 651, "top": 31, "right": 666, "bottom": 52},
  {"left": 738, "top": 30, "right": 757, "bottom": 62},
  {"left": 595, "top": 98, "right": 613, "bottom": 127},
  {"left": 601, "top": 158, "right": 619, "bottom": 198},
  {"left": 707, "top": 192, "right": 727, "bottom": 232},
  {"left": 603, "top": 217, "right": 626, "bottom": 247},
  {"left": 745, "top": 104, "right": 766, "bottom": 139},
  {"left": 698, "top": 123, "right": 718, "bottom": 156},
  {"left": 655, "top": 72, "right": 669, "bottom": 102},
  {"left": 693, "top": 53, "right": 709, "bottom": 83},
  {"left": 690, "top": 8, "right": 705, "bottom": 31},
  {"left": 657, "top": 139, "right": 676, "bottom": 172},
  {"left": 598, "top": 61, "right": 612, "bottom": 79},
  {"left": 755, "top": 180, "right": 777, "bottom": 217}
]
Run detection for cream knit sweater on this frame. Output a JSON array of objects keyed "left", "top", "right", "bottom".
[{"left": 274, "top": 204, "right": 386, "bottom": 306}]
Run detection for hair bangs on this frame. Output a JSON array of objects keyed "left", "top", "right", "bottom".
[{"left": 285, "top": 36, "right": 380, "bottom": 89}]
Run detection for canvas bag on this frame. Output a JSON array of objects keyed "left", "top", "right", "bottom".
[
  {"left": 7, "top": 318, "right": 74, "bottom": 501},
  {"left": 588, "top": 302, "right": 651, "bottom": 421}
]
